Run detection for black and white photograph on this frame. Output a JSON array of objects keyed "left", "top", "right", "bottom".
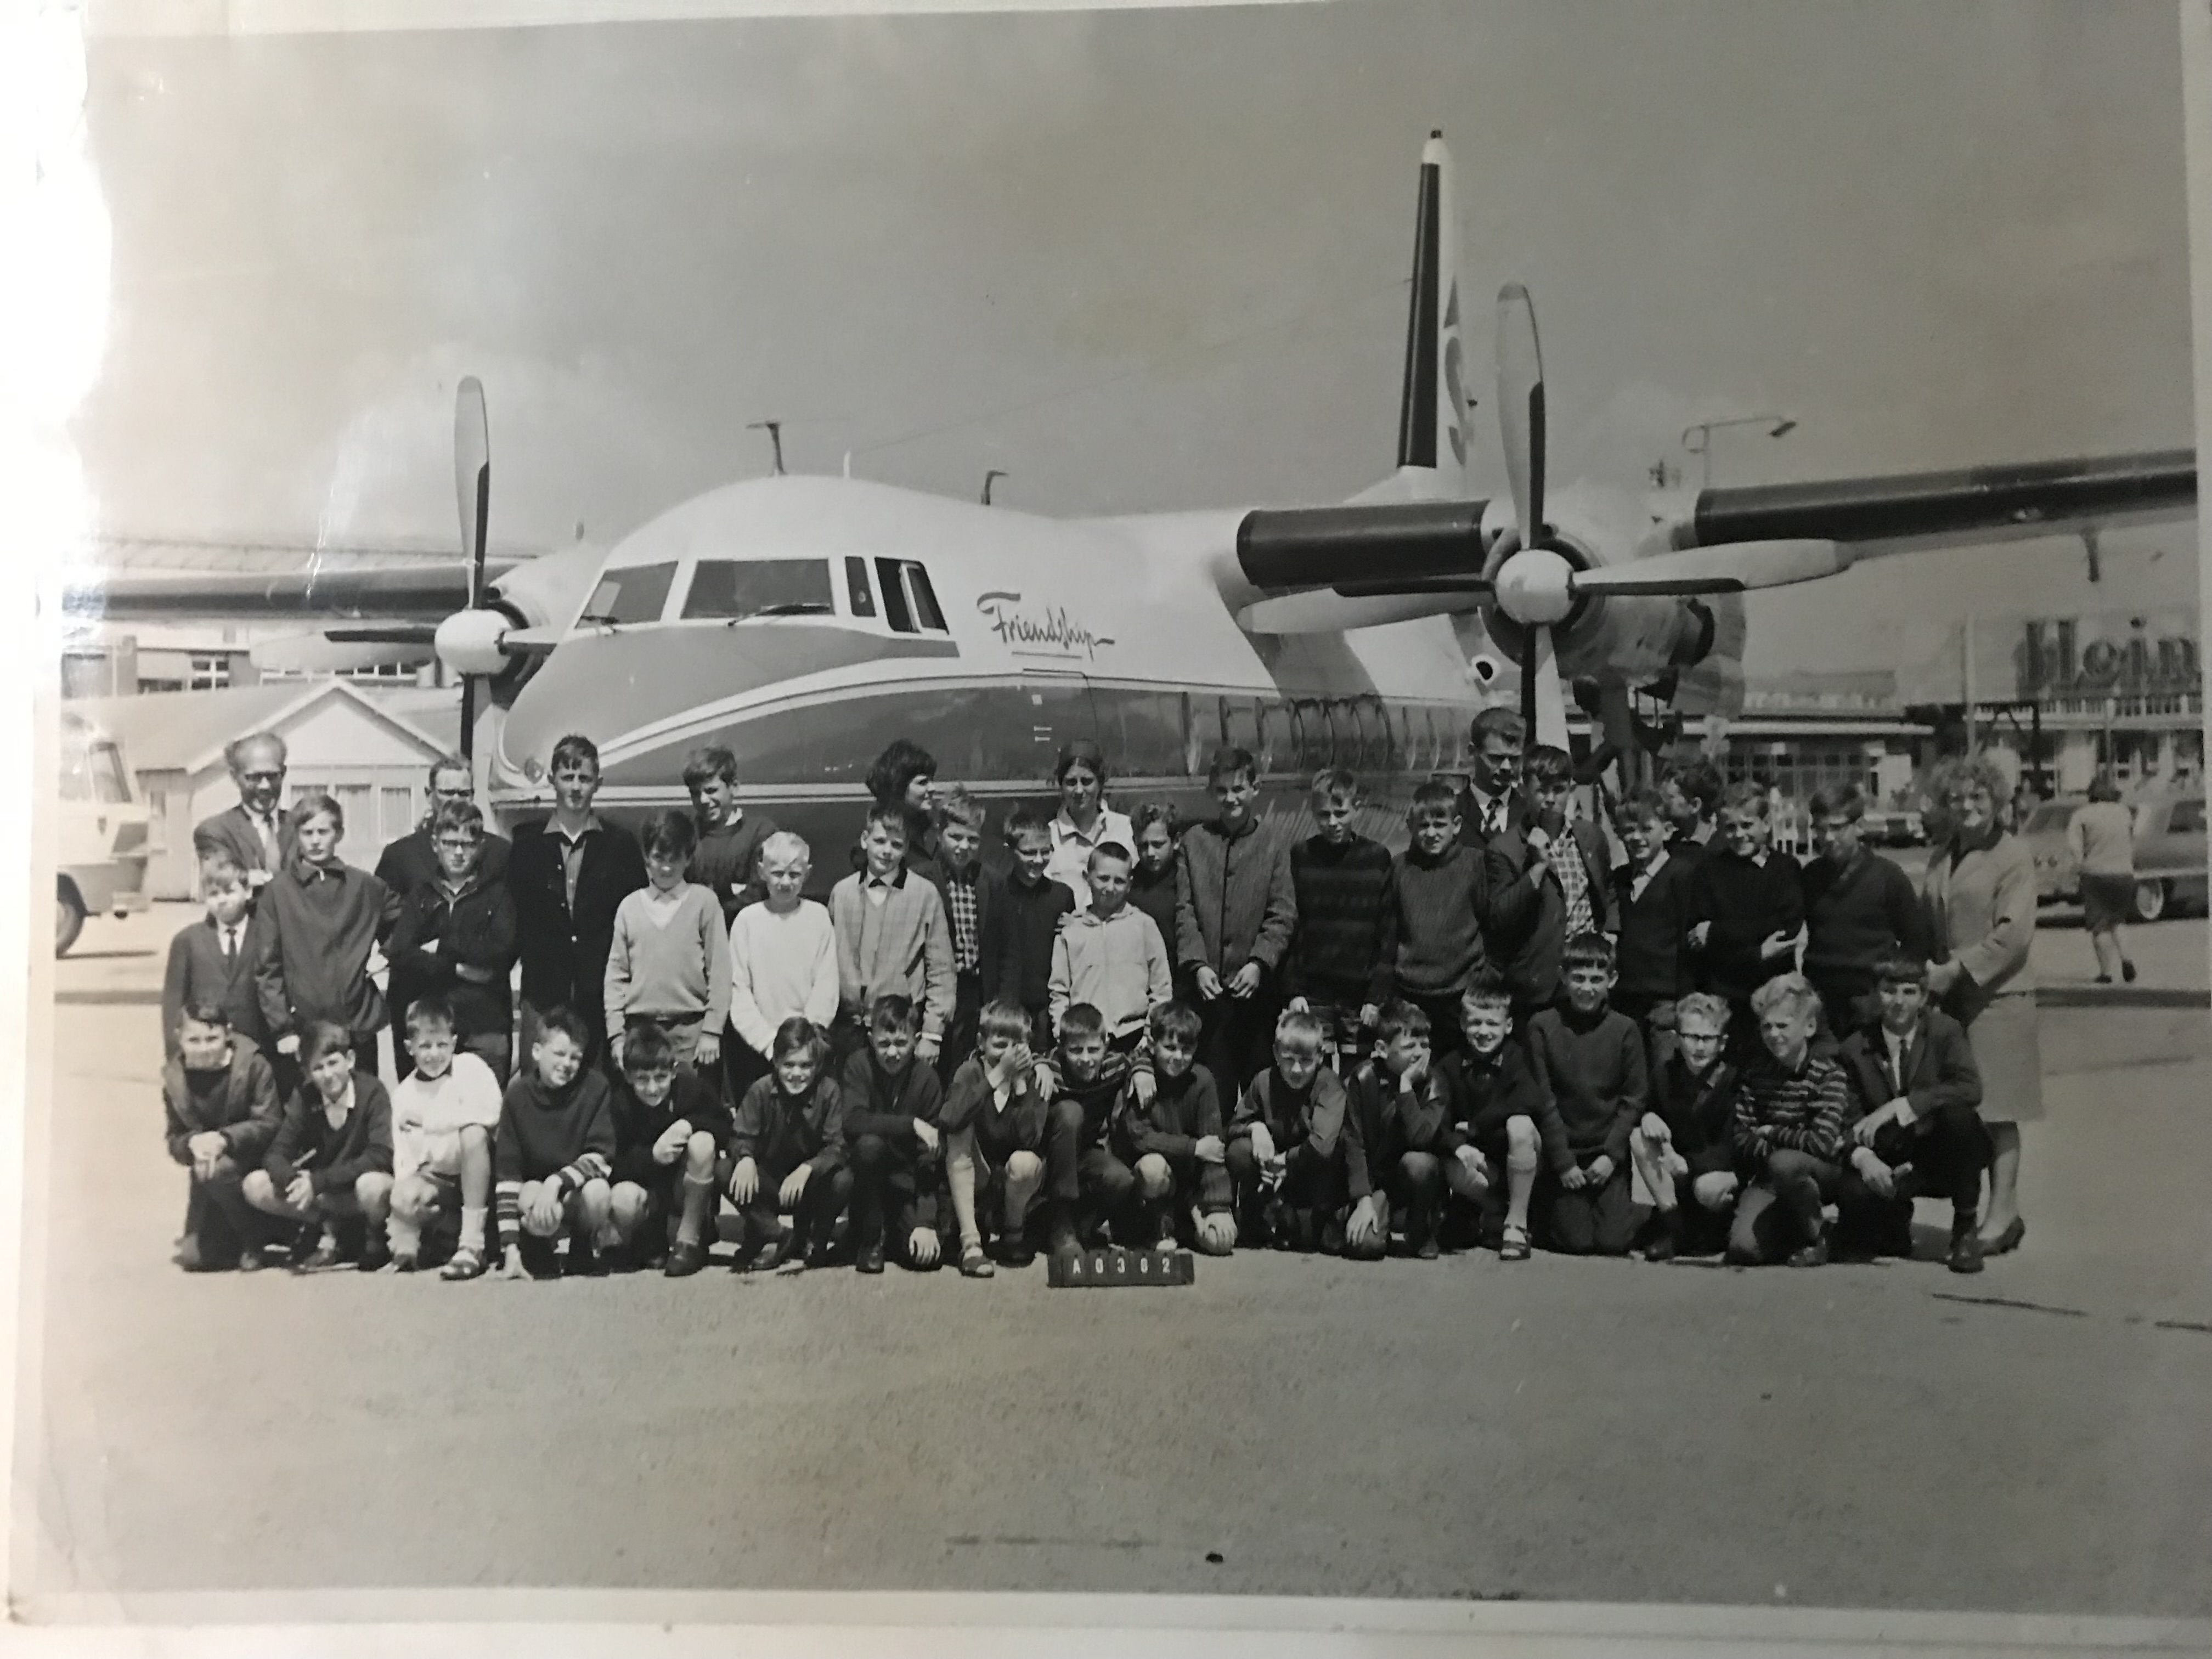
[{"left": 14, "top": 0, "right": 2212, "bottom": 1639}]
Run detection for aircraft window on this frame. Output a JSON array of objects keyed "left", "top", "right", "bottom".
[
  {"left": 1223, "top": 698, "right": 1262, "bottom": 764},
  {"left": 1183, "top": 693, "right": 1226, "bottom": 776},
  {"left": 681, "top": 559, "right": 834, "bottom": 621},
  {"left": 874, "top": 557, "right": 916, "bottom": 633},
  {"left": 1260, "top": 702, "right": 1294, "bottom": 777},
  {"left": 845, "top": 557, "right": 877, "bottom": 618},
  {"left": 904, "top": 563, "right": 948, "bottom": 631},
  {"left": 580, "top": 562, "right": 676, "bottom": 628},
  {"left": 1355, "top": 699, "right": 1390, "bottom": 770}
]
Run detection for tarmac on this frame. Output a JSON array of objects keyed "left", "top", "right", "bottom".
[{"left": 14, "top": 902, "right": 2212, "bottom": 1615}]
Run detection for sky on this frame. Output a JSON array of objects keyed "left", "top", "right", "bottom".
[{"left": 73, "top": 0, "right": 2199, "bottom": 675}]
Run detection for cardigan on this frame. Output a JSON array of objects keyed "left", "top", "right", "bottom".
[
  {"left": 828, "top": 867, "right": 956, "bottom": 1039},
  {"left": 940, "top": 1057, "right": 1051, "bottom": 1164},
  {"left": 1227, "top": 1065, "right": 1348, "bottom": 1160},
  {"left": 729, "top": 1074, "right": 847, "bottom": 1177},
  {"left": 1341, "top": 1062, "right": 1451, "bottom": 1199},
  {"left": 263, "top": 1071, "right": 394, "bottom": 1195},
  {"left": 1048, "top": 906, "right": 1173, "bottom": 1041}
]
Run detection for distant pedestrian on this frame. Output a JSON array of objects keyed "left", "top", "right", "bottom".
[{"left": 2068, "top": 774, "right": 2138, "bottom": 986}]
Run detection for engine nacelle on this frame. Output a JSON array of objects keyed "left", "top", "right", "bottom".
[{"left": 435, "top": 606, "right": 512, "bottom": 677}]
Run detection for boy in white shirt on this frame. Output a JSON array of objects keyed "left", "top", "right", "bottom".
[
  {"left": 386, "top": 995, "right": 505, "bottom": 1278},
  {"left": 726, "top": 831, "right": 840, "bottom": 1103}
]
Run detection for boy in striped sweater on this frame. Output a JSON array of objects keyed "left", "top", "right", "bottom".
[
  {"left": 495, "top": 1006, "right": 620, "bottom": 1278},
  {"left": 1285, "top": 769, "right": 1396, "bottom": 1075},
  {"left": 604, "top": 810, "right": 732, "bottom": 1080},
  {"left": 1726, "top": 972, "right": 1852, "bottom": 1267}
]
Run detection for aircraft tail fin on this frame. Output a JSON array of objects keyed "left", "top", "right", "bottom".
[{"left": 1350, "top": 131, "right": 1471, "bottom": 507}]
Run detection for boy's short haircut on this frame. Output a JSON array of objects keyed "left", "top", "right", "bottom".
[
  {"left": 1750, "top": 972, "right": 1820, "bottom": 1022},
  {"left": 1872, "top": 953, "right": 1931, "bottom": 988},
  {"left": 1471, "top": 707, "right": 1526, "bottom": 747},
  {"left": 533, "top": 1004, "right": 591, "bottom": 1052},
  {"left": 1086, "top": 840, "right": 1134, "bottom": 876},
  {"left": 1147, "top": 1000, "right": 1203, "bottom": 1048},
  {"left": 199, "top": 849, "right": 249, "bottom": 889},
  {"left": 179, "top": 1000, "right": 231, "bottom": 1031},
  {"left": 868, "top": 994, "right": 919, "bottom": 1035},
  {"left": 1002, "top": 806, "right": 1052, "bottom": 848},
  {"left": 431, "top": 797, "right": 486, "bottom": 840},
  {"left": 1667, "top": 760, "right": 1724, "bottom": 817},
  {"left": 1205, "top": 744, "right": 1258, "bottom": 787},
  {"left": 1310, "top": 767, "right": 1358, "bottom": 805},
  {"left": 1808, "top": 783, "right": 1866, "bottom": 822},
  {"left": 771, "top": 1015, "right": 826, "bottom": 1066},
  {"left": 1058, "top": 1002, "right": 1107, "bottom": 1043},
  {"left": 622, "top": 1019, "right": 678, "bottom": 1075},
  {"left": 549, "top": 733, "right": 601, "bottom": 774},
  {"left": 1720, "top": 779, "right": 1771, "bottom": 819},
  {"left": 1131, "top": 801, "right": 1180, "bottom": 841},
  {"left": 1409, "top": 779, "right": 1460, "bottom": 820},
  {"left": 1561, "top": 931, "right": 1616, "bottom": 975},
  {"left": 1673, "top": 991, "right": 1732, "bottom": 1034},
  {"left": 290, "top": 790, "right": 343, "bottom": 833},
  {"left": 1617, "top": 787, "right": 1669, "bottom": 828},
  {"left": 977, "top": 999, "right": 1033, "bottom": 1046},
  {"left": 404, "top": 995, "right": 456, "bottom": 1037},
  {"left": 1375, "top": 998, "right": 1432, "bottom": 1045},
  {"left": 1459, "top": 970, "right": 1513, "bottom": 1016},
  {"left": 681, "top": 745, "right": 739, "bottom": 788},
  {"left": 937, "top": 786, "right": 988, "bottom": 832},
  {"left": 641, "top": 808, "right": 698, "bottom": 862},
  {"left": 299, "top": 1020, "right": 354, "bottom": 1069},
  {"left": 864, "top": 801, "right": 910, "bottom": 840},
  {"left": 1273, "top": 1007, "right": 1326, "bottom": 1053},
  {"left": 1525, "top": 745, "right": 1575, "bottom": 787},
  {"left": 758, "top": 829, "right": 811, "bottom": 867}
]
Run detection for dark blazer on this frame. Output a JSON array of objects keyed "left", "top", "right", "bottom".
[
  {"left": 1612, "top": 850, "right": 1701, "bottom": 1009},
  {"left": 1836, "top": 1010, "right": 1983, "bottom": 1136},
  {"left": 385, "top": 872, "right": 520, "bottom": 1039},
  {"left": 927, "top": 861, "right": 1007, "bottom": 990},
  {"left": 1459, "top": 787, "right": 1607, "bottom": 1007},
  {"left": 263, "top": 1071, "right": 395, "bottom": 1195},
  {"left": 162, "top": 913, "right": 272, "bottom": 1056},
  {"left": 192, "top": 803, "right": 296, "bottom": 883},
  {"left": 374, "top": 826, "right": 512, "bottom": 899},
  {"left": 507, "top": 816, "right": 647, "bottom": 1028}
]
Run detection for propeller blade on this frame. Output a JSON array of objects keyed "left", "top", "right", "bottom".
[
  {"left": 1527, "top": 623, "right": 1570, "bottom": 751},
  {"left": 1495, "top": 284, "right": 1547, "bottom": 544},
  {"left": 1572, "top": 538, "right": 1851, "bottom": 596},
  {"left": 323, "top": 625, "right": 440, "bottom": 645},
  {"left": 455, "top": 376, "right": 490, "bottom": 608},
  {"left": 1236, "top": 588, "right": 1490, "bottom": 634},
  {"left": 460, "top": 675, "right": 478, "bottom": 765}
]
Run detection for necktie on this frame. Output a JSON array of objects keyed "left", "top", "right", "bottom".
[{"left": 222, "top": 928, "right": 235, "bottom": 961}]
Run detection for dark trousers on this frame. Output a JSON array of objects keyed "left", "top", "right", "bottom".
[
  {"left": 1197, "top": 989, "right": 1278, "bottom": 1095},
  {"left": 1541, "top": 1160, "right": 1638, "bottom": 1255},
  {"left": 1612, "top": 989, "right": 1680, "bottom": 1073},
  {"left": 1808, "top": 975, "right": 1876, "bottom": 1051},
  {"left": 1224, "top": 1138, "right": 1343, "bottom": 1231},
  {"left": 1399, "top": 989, "right": 1468, "bottom": 1061},
  {"left": 1839, "top": 1114, "right": 1992, "bottom": 1233},
  {"left": 180, "top": 1156, "right": 264, "bottom": 1264},
  {"left": 1043, "top": 1099, "right": 1137, "bottom": 1232},
  {"left": 737, "top": 1160, "right": 853, "bottom": 1255},
  {"left": 849, "top": 1134, "right": 947, "bottom": 1259},
  {"left": 1730, "top": 1148, "right": 1843, "bottom": 1262},
  {"left": 938, "top": 970, "right": 984, "bottom": 1084},
  {"left": 725, "top": 1029, "right": 771, "bottom": 1112},
  {"left": 1344, "top": 1149, "right": 1446, "bottom": 1258}
]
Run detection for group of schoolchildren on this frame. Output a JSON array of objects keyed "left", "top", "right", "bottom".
[{"left": 159, "top": 706, "right": 1996, "bottom": 1287}]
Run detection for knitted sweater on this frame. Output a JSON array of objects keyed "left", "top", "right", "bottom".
[
  {"left": 1731, "top": 1049, "right": 1852, "bottom": 1165},
  {"left": 1801, "top": 850, "right": 1929, "bottom": 997},
  {"left": 1113, "top": 1064, "right": 1223, "bottom": 1167},
  {"left": 1048, "top": 906, "right": 1172, "bottom": 1040},
  {"left": 1389, "top": 842, "right": 1532, "bottom": 997},
  {"left": 493, "top": 1069, "right": 617, "bottom": 1216},
  {"left": 1286, "top": 833, "right": 1398, "bottom": 1005},
  {"left": 689, "top": 811, "right": 780, "bottom": 926},
  {"left": 1649, "top": 1053, "right": 1739, "bottom": 1177},
  {"left": 609, "top": 1069, "right": 734, "bottom": 1187},
  {"left": 1686, "top": 849, "right": 1806, "bottom": 1002},
  {"left": 1128, "top": 861, "right": 1182, "bottom": 966},
  {"left": 729, "top": 1074, "right": 846, "bottom": 1177},
  {"left": 726, "top": 900, "right": 840, "bottom": 1058},
  {"left": 1049, "top": 1045, "right": 1139, "bottom": 1149},
  {"left": 252, "top": 858, "right": 401, "bottom": 1043},
  {"left": 603, "top": 882, "right": 733, "bottom": 1034},
  {"left": 828, "top": 867, "right": 956, "bottom": 1038},
  {"left": 263, "top": 1071, "right": 394, "bottom": 1195},
  {"left": 995, "top": 874, "right": 1077, "bottom": 1012},
  {"left": 940, "top": 1057, "right": 1051, "bottom": 1164},
  {"left": 1523, "top": 1004, "right": 1648, "bottom": 1173}
]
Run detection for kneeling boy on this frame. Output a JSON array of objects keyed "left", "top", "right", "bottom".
[
  {"left": 1627, "top": 991, "right": 1741, "bottom": 1261},
  {"left": 1225, "top": 1007, "right": 1348, "bottom": 1251},
  {"left": 163, "top": 1003, "right": 283, "bottom": 1271},
  {"left": 244, "top": 1019, "right": 394, "bottom": 1270},
  {"left": 1341, "top": 1000, "right": 1453, "bottom": 1259},
  {"left": 727, "top": 1016, "right": 850, "bottom": 1273},
  {"left": 1523, "top": 933, "right": 1646, "bottom": 1256},
  {"left": 1835, "top": 955, "right": 1990, "bottom": 1274},
  {"left": 1434, "top": 974, "right": 1548, "bottom": 1260},
  {"left": 1726, "top": 973, "right": 1852, "bottom": 1267},
  {"left": 942, "top": 998, "right": 1052, "bottom": 1274},
  {"left": 841, "top": 994, "right": 949, "bottom": 1273},
  {"left": 494, "top": 1006, "right": 621, "bottom": 1278},
  {"left": 609, "top": 1019, "right": 734, "bottom": 1277},
  {"left": 387, "top": 995, "right": 506, "bottom": 1278},
  {"left": 1114, "top": 1001, "right": 1235, "bottom": 1256}
]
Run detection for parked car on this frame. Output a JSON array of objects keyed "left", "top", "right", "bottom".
[
  {"left": 1863, "top": 807, "right": 1926, "bottom": 847},
  {"left": 55, "top": 707, "right": 152, "bottom": 954},
  {"left": 2021, "top": 791, "right": 2207, "bottom": 921}
]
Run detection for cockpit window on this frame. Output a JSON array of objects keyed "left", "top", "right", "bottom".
[
  {"left": 874, "top": 557, "right": 914, "bottom": 633},
  {"left": 906, "top": 563, "right": 947, "bottom": 631},
  {"left": 580, "top": 562, "right": 676, "bottom": 627},
  {"left": 873, "top": 558, "right": 949, "bottom": 635},
  {"left": 682, "top": 558, "right": 834, "bottom": 620},
  {"left": 845, "top": 557, "right": 877, "bottom": 618}
]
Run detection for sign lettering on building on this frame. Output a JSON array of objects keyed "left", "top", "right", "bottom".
[{"left": 2017, "top": 610, "right": 2198, "bottom": 698}]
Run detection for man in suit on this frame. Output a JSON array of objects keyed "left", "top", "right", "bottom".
[
  {"left": 1833, "top": 953, "right": 1990, "bottom": 1274},
  {"left": 375, "top": 757, "right": 512, "bottom": 1079},
  {"left": 1455, "top": 709, "right": 1571, "bottom": 1024},
  {"left": 507, "top": 733, "right": 646, "bottom": 1068},
  {"left": 192, "top": 732, "right": 295, "bottom": 888}
]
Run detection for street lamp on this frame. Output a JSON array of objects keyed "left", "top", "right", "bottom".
[{"left": 1681, "top": 414, "right": 1797, "bottom": 489}]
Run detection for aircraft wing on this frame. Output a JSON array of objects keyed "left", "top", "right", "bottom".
[{"left": 58, "top": 560, "right": 523, "bottom": 623}]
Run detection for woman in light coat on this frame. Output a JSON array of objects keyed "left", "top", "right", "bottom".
[
  {"left": 1921, "top": 756, "right": 2039, "bottom": 1254},
  {"left": 2067, "top": 773, "right": 2139, "bottom": 986}
]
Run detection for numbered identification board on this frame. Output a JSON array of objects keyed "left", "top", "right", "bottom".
[{"left": 1048, "top": 1245, "right": 1196, "bottom": 1288}]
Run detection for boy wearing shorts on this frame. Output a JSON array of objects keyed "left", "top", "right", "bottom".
[{"left": 386, "top": 994, "right": 505, "bottom": 1278}]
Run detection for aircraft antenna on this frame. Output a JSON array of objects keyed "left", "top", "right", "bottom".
[
  {"left": 748, "top": 420, "right": 786, "bottom": 476},
  {"left": 982, "top": 470, "right": 1008, "bottom": 505}
]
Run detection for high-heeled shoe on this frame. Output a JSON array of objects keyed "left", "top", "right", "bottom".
[{"left": 1979, "top": 1217, "right": 2025, "bottom": 1255}]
